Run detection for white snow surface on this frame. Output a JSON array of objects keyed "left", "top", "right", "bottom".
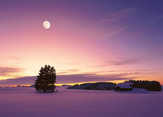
[
  {"left": 116, "top": 82, "right": 132, "bottom": 88},
  {"left": 0, "top": 87, "right": 163, "bottom": 117}
]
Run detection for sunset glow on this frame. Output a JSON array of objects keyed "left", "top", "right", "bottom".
[{"left": 0, "top": 0, "right": 163, "bottom": 84}]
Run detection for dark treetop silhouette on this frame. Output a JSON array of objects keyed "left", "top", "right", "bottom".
[{"left": 35, "top": 65, "right": 56, "bottom": 93}]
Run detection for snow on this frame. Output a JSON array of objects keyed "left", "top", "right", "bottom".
[
  {"left": 0, "top": 86, "right": 163, "bottom": 117},
  {"left": 116, "top": 82, "right": 132, "bottom": 88}
]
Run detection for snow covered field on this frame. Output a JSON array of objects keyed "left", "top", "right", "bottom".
[{"left": 0, "top": 86, "right": 163, "bottom": 117}]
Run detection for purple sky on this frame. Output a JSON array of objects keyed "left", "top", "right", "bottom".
[{"left": 0, "top": 0, "right": 163, "bottom": 83}]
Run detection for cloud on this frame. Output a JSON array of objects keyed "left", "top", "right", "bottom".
[
  {"left": 98, "top": 58, "right": 141, "bottom": 67},
  {"left": 101, "top": 8, "right": 136, "bottom": 24},
  {"left": 0, "top": 56, "right": 22, "bottom": 66},
  {"left": 0, "top": 72, "right": 134, "bottom": 85},
  {"left": 101, "top": 8, "right": 136, "bottom": 38},
  {"left": 103, "top": 26, "right": 128, "bottom": 38},
  {"left": 56, "top": 73, "right": 133, "bottom": 84},
  {"left": 57, "top": 69, "right": 80, "bottom": 74},
  {"left": 109, "top": 58, "right": 140, "bottom": 66},
  {"left": 0, "top": 67, "right": 23, "bottom": 76}
]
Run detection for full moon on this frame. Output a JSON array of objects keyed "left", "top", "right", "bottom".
[{"left": 42, "top": 20, "right": 51, "bottom": 29}]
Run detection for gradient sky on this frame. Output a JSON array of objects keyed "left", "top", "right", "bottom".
[{"left": 0, "top": 0, "right": 163, "bottom": 83}]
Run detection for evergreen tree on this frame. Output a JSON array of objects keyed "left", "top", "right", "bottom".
[{"left": 35, "top": 65, "right": 56, "bottom": 93}]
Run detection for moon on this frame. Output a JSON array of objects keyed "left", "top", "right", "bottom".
[{"left": 42, "top": 20, "right": 51, "bottom": 29}]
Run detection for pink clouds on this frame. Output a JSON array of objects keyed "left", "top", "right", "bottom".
[{"left": 0, "top": 66, "right": 23, "bottom": 77}]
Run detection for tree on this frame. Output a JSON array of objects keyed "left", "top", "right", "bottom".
[{"left": 35, "top": 65, "right": 56, "bottom": 93}]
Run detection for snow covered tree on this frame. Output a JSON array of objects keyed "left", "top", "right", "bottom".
[{"left": 35, "top": 65, "right": 56, "bottom": 93}]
